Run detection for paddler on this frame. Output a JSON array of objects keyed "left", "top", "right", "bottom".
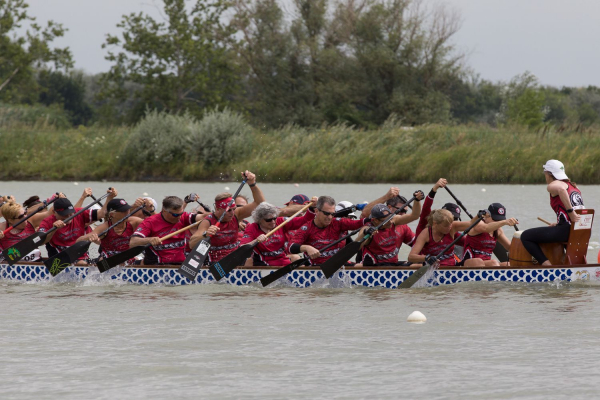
[
  {"left": 520, "top": 160, "right": 584, "bottom": 266},
  {"left": 0, "top": 200, "right": 42, "bottom": 262},
  {"left": 189, "top": 170, "right": 265, "bottom": 263}
]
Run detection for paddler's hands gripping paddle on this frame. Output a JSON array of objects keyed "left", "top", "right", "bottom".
[
  {"left": 320, "top": 194, "right": 419, "bottom": 279},
  {"left": 44, "top": 204, "right": 145, "bottom": 276},
  {"left": 2, "top": 190, "right": 112, "bottom": 265},
  {"left": 398, "top": 212, "right": 485, "bottom": 289},
  {"left": 2, "top": 193, "right": 59, "bottom": 235},
  {"left": 209, "top": 202, "right": 313, "bottom": 281},
  {"left": 178, "top": 175, "right": 248, "bottom": 281}
]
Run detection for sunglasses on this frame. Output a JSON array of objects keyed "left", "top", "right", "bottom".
[
  {"left": 264, "top": 217, "right": 277, "bottom": 222},
  {"left": 13, "top": 212, "right": 26, "bottom": 220},
  {"left": 168, "top": 211, "right": 184, "bottom": 217},
  {"left": 318, "top": 209, "right": 335, "bottom": 217}
]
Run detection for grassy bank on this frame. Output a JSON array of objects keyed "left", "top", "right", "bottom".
[{"left": 1, "top": 122, "right": 599, "bottom": 183}]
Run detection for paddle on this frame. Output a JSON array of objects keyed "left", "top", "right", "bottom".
[
  {"left": 398, "top": 213, "right": 485, "bottom": 289},
  {"left": 260, "top": 227, "right": 363, "bottom": 287},
  {"left": 210, "top": 202, "right": 313, "bottom": 281},
  {"left": 44, "top": 205, "right": 145, "bottom": 276},
  {"left": 178, "top": 177, "right": 248, "bottom": 281},
  {"left": 444, "top": 186, "right": 510, "bottom": 263},
  {"left": 2, "top": 193, "right": 59, "bottom": 235},
  {"left": 184, "top": 193, "right": 211, "bottom": 212},
  {"left": 2, "top": 190, "right": 112, "bottom": 265},
  {"left": 96, "top": 219, "right": 203, "bottom": 273},
  {"left": 538, "top": 217, "right": 552, "bottom": 225},
  {"left": 321, "top": 196, "right": 417, "bottom": 279}
]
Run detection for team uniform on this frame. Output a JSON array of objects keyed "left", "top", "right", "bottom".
[
  {"left": 99, "top": 221, "right": 136, "bottom": 261},
  {"left": 240, "top": 210, "right": 315, "bottom": 266},
  {"left": 0, "top": 222, "right": 41, "bottom": 262},
  {"left": 38, "top": 208, "right": 99, "bottom": 259},
  {"left": 132, "top": 212, "right": 197, "bottom": 265},
  {"left": 362, "top": 226, "right": 405, "bottom": 266},
  {"left": 420, "top": 226, "right": 456, "bottom": 266},
  {"left": 416, "top": 190, "right": 464, "bottom": 247},
  {"left": 204, "top": 213, "right": 240, "bottom": 263},
  {"left": 289, "top": 217, "right": 366, "bottom": 265},
  {"left": 462, "top": 231, "right": 497, "bottom": 261}
]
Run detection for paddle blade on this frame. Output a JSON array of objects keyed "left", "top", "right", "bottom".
[
  {"left": 96, "top": 245, "right": 146, "bottom": 273},
  {"left": 178, "top": 238, "right": 212, "bottom": 282},
  {"left": 44, "top": 241, "right": 91, "bottom": 276},
  {"left": 397, "top": 260, "right": 439, "bottom": 289},
  {"left": 209, "top": 244, "right": 255, "bottom": 281},
  {"left": 260, "top": 257, "right": 309, "bottom": 287},
  {"left": 321, "top": 241, "right": 362, "bottom": 279},
  {"left": 2, "top": 232, "right": 47, "bottom": 265}
]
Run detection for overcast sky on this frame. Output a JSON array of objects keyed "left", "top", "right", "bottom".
[{"left": 22, "top": 0, "right": 600, "bottom": 87}]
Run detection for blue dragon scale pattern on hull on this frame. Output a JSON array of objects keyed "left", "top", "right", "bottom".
[{"left": 1, "top": 263, "right": 599, "bottom": 288}]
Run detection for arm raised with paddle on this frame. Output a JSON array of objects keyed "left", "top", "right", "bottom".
[{"left": 1, "top": 193, "right": 59, "bottom": 237}]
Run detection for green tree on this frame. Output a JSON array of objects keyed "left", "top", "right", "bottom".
[
  {"left": 100, "top": 0, "right": 239, "bottom": 121},
  {"left": 0, "top": 0, "right": 72, "bottom": 103},
  {"left": 37, "top": 70, "right": 94, "bottom": 126}
]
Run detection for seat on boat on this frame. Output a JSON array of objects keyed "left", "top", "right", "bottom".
[{"left": 509, "top": 209, "right": 594, "bottom": 266}]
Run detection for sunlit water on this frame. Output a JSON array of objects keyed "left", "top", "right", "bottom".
[{"left": 1, "top": 182, "right": 600, "bottom": 398}]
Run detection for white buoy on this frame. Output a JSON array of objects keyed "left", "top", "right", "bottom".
[
  {"left": 481, "top": 188, "right": 486, "bottom": 192},
  {"left": 225, "top": 186, "right": 230, "bottom": 191},
  {"left": 73, "top": 182, "right": 79, "bottom": 186},
  {"left": 407, "top": 311, "right": 427, "bottom": 324},
  {"left": 143, "top": 192, "right": 149, "bottom": 196}
]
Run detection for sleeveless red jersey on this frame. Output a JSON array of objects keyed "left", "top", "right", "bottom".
[
  {"left": 133, "top": 212, "right": 196, "bottom": 264},
  {"left": 240, "top": 210, "right": 315, "bottom": 266},
  {"left": 463, "top": 232, "right": 496, "bottom": 261},
  {"left": 39, "top": 208, "right": 96, "bottom": 252},
  {"left": 420, "top": 226, "right": 456, "bottom": 266},
  {"left": 0, "top": 221, "right": 36, "bottom": 250},
  {"left": 289, "top": 217, "right": 365, "bottom": 265},
  {"left": 101, "top": 222, "right": 135, "bottom": 258},
  {"left": 205, "top": 213, "right": 240, "bottom": 262},
  {"left": 550, "top": 182, "right": 583, "bottom": 224},
  {"left": 363, "top": 226, "right": 401, "bottom": 265}
]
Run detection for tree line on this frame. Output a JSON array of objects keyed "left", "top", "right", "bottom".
[{"left": 1, "top": 0, "right": 599, "bottom": 130}]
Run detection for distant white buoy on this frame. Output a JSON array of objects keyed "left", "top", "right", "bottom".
[
  {"left": 143, "top": 192, "right": 149, "bottom": 196},
  {"left": 225, "top": 186, "right": 230, "bottom": 191},
  {"left": 73, "top": 182, "right": 79, "bottom": 186},
  {"left": 294, "top": 183, "right": 299, "bottom": 187},
  {"left": 407, "top": 311, "right": 427, "bottom": 324},
  {"left": 481, "top": 188, "right": 486, "bottom": 192}
]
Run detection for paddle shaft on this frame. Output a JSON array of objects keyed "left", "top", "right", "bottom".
[
  {"left": 97, "top": 205, "right": 145, "bottom": 237},
  {"left": 538, "top": 217, "right": 552, "bottom": 225},
  {"left": 2, "top": 193, "right": 59, "bottom": 234},
  {"left": 444, "top": 186, "right": 474, "bottom": 218},
  {"left": 90, "top": 194, "right": 103, "bottom": 207}
]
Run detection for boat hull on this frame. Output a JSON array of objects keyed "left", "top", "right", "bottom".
[{"left": 2, "top": 262, "right": 600, "bottom": 288}]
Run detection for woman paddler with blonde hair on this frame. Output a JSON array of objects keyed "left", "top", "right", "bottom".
[
  {"left": 0, "top": 201, "right": 42, "bottom": 262},
  {"left": 408, "top": 209, "right": 474, "bottom": 266},
  {"left": 189, "top": 170, "right": 265, "bottom": 263},
  {"left": 520, "top": 160, "right": 584, "bottom": 266}
]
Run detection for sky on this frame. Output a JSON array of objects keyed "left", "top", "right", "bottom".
[{"left": 20, "top": 0, "right": 600, "bottom": 87}]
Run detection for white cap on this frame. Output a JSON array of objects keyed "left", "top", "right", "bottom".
[
  {"left": 543, "top": 159, "right": 568, "bottom": 180},
  {"left": 335, "top": 200, "right": 354, "bottom": 212},
  {"left": 143, "top": 197, "right": 158, "bottom": 212}
]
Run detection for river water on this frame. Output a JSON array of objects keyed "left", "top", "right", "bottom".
[{"left": 1, "top": 181, "right": 600, "bottom": 399}]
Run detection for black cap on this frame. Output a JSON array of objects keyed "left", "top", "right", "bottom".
[
  {"left": 442, "top": 203, "right": 461, "bottom": 221},
  {"left": 107, "top": 198, "right": 131, "bottom": 213},
  {"left": 54, "top": 198, "right": 75, "bottom": 216},
  {"left": 371, "top": 204, "right": 392, "bottom": 219},
  {"left": 488, "top": 203, "right": 507, "bottom": 221}
]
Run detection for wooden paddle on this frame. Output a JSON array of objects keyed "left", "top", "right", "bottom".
[
  {"left": 178, "top": 176, "right": 248, "bottom": 281},
  {"left": 96, "top": 219, "right": 203, "bottom": 273},
  {"left": 321, "top": 196, "right": 417, "bottom": 279},
  {"left": 2, "top": 191, "right": 112, "bottom": 265},
  {"left": 444, "top": 186, "right": 511, "bottom": 263},
  {"left": 210, "top": 202, "right": 313, "bottom": 281},
  {"left": 398, "top": 214, "right": 485, "bottom": 289},
  {"left": 260, "top": 227, "right": 364, "bottom": 287},
  {"left": 2, "top": 193, "right": 59, "bottom": 235},
  {"left": 538, "top": 217, "right": 552, "bottom": 225},
  {"left": 44, "top": 205, "right": 145, "bottom": 276}
]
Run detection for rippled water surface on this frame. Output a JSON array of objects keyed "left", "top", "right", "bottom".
[{"left": 2, "top": 182, "right": 600, "bottom": 398}]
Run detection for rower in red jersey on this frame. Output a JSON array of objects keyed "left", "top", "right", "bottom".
[
  {"left": 409, "top": 209, "right": 476, "bottom": 267},
  {"left": 386, "top": 195, "right": 417, "bottom": 249},
  {"left": 131, "top": 196, "right": 207, "bottom": 265},
  {"left": 355, "top": 191, "right": 423, "bottom": 266},
  {"left": 288, "top": 196, "right": 368, "bottom": 265},
  {"left": 462, "top": 203, "right": 518, "bottom": 267},
  {"left": 76, "top": 198, "right": 145, "bottom": 264},
  {"left": 189, "top": 170, "right": 265, "bottom": 263},
  {"left": 240, "top": 198, "right": 317, "bottom": 266},
  {"left": 38, "top": 188, "right": 116, "bottom": 265},
  {"left": 0, "top": 201, "right": 41, "bottom": 262}
]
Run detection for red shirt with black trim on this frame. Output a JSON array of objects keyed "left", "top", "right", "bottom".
[
  {"left": 550, "top": 182, "right": 583, "bottom": 224},
  {"left": 101, "top": 221, "right": 135, "bottom": 258},
  {"left": 420, "top": 226, "right": 456, "bottom": 266},
  {"left": 39, "top": 208, "right": 97, "bottom": 252},
  {"left": 204, "top": 213, "right": 240, "bottom": 262}
]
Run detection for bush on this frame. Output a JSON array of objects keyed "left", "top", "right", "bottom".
[{"left": 185, "top": 108, "right": 252, "bottom": 166}]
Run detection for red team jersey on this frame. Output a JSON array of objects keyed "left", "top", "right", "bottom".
[
  {"left": 100, "top": 222, "right": 135, "bottom": 259},
  {"left": 463, "top": 232, "right": 497, "bottom": 261},
  {"left": 240, "top": 210, "right": 315, "bottom": 266},
  {"left": 0, "top": 222, "right": 41, "bottom": 261},
  {"left": 289, "top": 217, "right": 366, "bottom": 265},
  {"left": 39, "top": 208, "right": 97, "bottom": 256},
  {"left": 420, "top": 226, "right": 456, "bottom": 266},
  {"left": 550, "top": 182, "right": 583, "bottom": 224},
  {"left": 362, "top": 226, "right": 401, "bottom": 265},
  {"left": 133, "top": 212, "right": 196, "bottom": 264},
  {"left": 205, "top": 213, "right": 240, "bottom": 262}
]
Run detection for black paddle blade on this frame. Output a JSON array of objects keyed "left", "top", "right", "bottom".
[
  {"left": 397, "top": 260, "right": 439, "bottom": 289},
  {"left": 209, "top": 244, "right": 255, "bottom": 281},
  {"left": 178, "top": 238, "right": 212, "bottom": 281},
  {"left": 44, "top": 241, "right": 92, "bottom": 276},
  {"left": 2, "top": 232, "right": 47, "bottom": 265},
  {"left": 321, "top": 241, "right": 362, "bottom": 278},
  {"left": 260, "top": 257, "right": 309, "bottom": 287},
  {"left": 96, "top": 245, "right": 147, "bottom": 273}
]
